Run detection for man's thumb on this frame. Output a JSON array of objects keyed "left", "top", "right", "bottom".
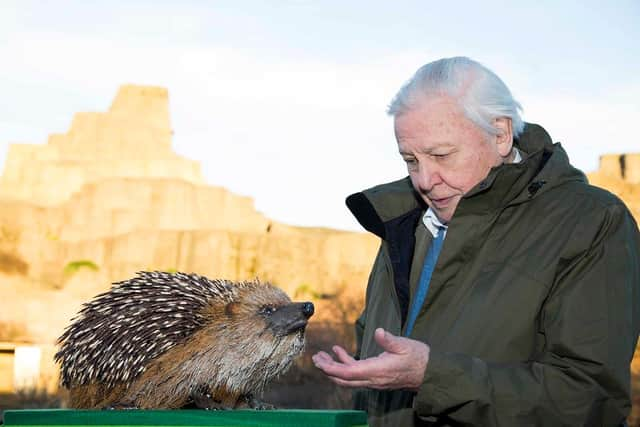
[{"left": 374, "top": 328, "right": 405, "bottom": 353}]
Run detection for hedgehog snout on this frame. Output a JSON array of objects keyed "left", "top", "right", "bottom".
[{"left": 267, "top": 301, "right": 315, "bottom": 337}]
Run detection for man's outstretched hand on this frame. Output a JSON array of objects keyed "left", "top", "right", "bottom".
[{"left": 311, "top": 327, "right": 430, "bottom": 391}]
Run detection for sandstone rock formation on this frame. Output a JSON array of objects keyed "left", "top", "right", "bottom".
[
  {"left": 0, "top": 86, "right": 203, "bottom": 204},
  {"left": 587, "top": 153, "right": 640, "bottom": 220}
]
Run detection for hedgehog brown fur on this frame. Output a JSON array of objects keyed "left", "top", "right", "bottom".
[{"left": 55, "top": 271, "right": 314, "bottom": 409}]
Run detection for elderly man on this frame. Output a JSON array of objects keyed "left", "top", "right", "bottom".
[{"left": 312, "top": 57, "right": 640, "bottom": 426}]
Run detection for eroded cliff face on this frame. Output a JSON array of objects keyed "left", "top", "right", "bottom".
[{"left": 0, "top": 85, "right": 378, "bottom": 348}]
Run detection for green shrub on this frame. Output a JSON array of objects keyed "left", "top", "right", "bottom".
[{"left": 63, "top": 260, "right": 99, "bottom": 276}]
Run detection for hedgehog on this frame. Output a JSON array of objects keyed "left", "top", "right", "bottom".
[{"left": 54, "top": 271, "right": 314, "bottom": 409}]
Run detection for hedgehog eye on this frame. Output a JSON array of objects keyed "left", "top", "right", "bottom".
[{"left": 259, "top": 305, "right": 277, "bottom": 315}]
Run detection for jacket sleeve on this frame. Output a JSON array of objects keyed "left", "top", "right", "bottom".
[{"left": 414, "top": 203, "right": 640, "bottom": 426}]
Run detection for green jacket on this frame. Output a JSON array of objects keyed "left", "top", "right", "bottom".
[{"left": 347, "top": 124, "right": 640, "bottom": 426}]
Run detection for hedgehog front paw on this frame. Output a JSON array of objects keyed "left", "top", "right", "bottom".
[
  {"left": 103, "top": 401, "right": 139, "bottom": 410},
  {"left": 242, "top": 394, "right": 276, "bottom": 410},
  {"left": 190, "top": 390, "right": 231, "bottom": 410}
]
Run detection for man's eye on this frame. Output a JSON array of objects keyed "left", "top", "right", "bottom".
[{"left": 404, "top": 160, "right": 418, "bottom": 172}]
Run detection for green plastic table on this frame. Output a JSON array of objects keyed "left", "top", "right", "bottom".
[{"left": 2, "top": 409, "right": 368, "bottom": 427}]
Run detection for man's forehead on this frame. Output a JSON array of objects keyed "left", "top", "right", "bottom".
[
  {"left": 394, "top": 98, "right": 473, "bottom": 129},
  {"left": 393, "top": 97, "right": 485, "bottom": 146}
]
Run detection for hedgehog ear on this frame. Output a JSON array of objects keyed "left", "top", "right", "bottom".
[{"left": 225, "top": 302, "right": 239, "bottom": 317}]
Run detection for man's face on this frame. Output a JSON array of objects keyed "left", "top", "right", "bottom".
[{"left": 394, "top": 96, "right": 512, "bottom": 223}]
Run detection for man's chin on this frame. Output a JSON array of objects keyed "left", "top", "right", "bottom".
[
  {"left": 427, "top": 198, "right": 459, "bottom": 223},
  {"left": 431, "top": 207, "right": 454, "bottom": 224}
]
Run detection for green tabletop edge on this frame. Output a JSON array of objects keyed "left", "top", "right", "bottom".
[{"left": 3, "top": 409, "right": 368, "bottom": 427}]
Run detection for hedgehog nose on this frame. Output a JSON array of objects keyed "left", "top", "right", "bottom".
[{"left": 302, "top": 302, "right": 314, "bottom": 318}]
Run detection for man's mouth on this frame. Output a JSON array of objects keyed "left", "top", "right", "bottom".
[{"left": 430, "top": 196, "right": 454, "bottom": 208}]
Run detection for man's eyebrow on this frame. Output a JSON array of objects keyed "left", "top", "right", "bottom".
[
  {"left": 399, "top": 144, "right": 455, "bottom": 156},
  {"left": 419, "top": 146, "right": 455, "bottom": 154}
]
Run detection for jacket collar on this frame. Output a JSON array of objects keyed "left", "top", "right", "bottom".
[{"left": 346, "top": 177, "right": 423, "bottom": 239}]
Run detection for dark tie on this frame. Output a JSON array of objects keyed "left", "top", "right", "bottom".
[{"left": 404, "top": 227, "right": 445, "bottom": 336}]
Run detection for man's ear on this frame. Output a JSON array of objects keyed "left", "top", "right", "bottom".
[{"left": 494, "top": 117, "right": 513, "bottom": 158}]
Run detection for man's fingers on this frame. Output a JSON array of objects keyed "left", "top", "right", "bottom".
[
  {"left": 314, "top": 360, "right": 367, "bottom": 380},
  {"left": 374, "top": 327, "right": 407, "bottom": 354},
  {"left": 312, "top": 352, "right": 338, "bottom": 369},
  {"left": 313, "top": 354, "right": 387, "bottom": 381},
  {"left": 312, "top": 353, "right": 359, "bottom": 379},
  {"left": 312, "top": 351, "right": 334, "bottom": 362},
  {"left": 332, "top": 345, "right": 356, "bottom": 364}
]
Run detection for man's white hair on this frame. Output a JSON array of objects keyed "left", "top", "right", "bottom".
[{"left": 387, "top": 56, "right": 525, "bottom": 138}]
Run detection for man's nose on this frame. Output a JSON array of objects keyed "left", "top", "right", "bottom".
[{"left": 416, "top": 166, "right": 441, "bottom": 192}]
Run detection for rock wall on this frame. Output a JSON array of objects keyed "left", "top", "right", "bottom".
[
  {"left": 596, "top": 153, "right": 640, "bottom": 183},
  {"left": 0, "top": 226, "right": 378, "bottom": 343},
  {"left": 0, "top": 177, "right": 271, "bottom": 243},
  {"left": 588, "top": 154, "right": 640, "bottom": 219}
]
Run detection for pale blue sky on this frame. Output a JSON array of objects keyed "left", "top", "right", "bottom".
[{"left": 1, "top": 1, "right": 638, "bottom": 230}]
